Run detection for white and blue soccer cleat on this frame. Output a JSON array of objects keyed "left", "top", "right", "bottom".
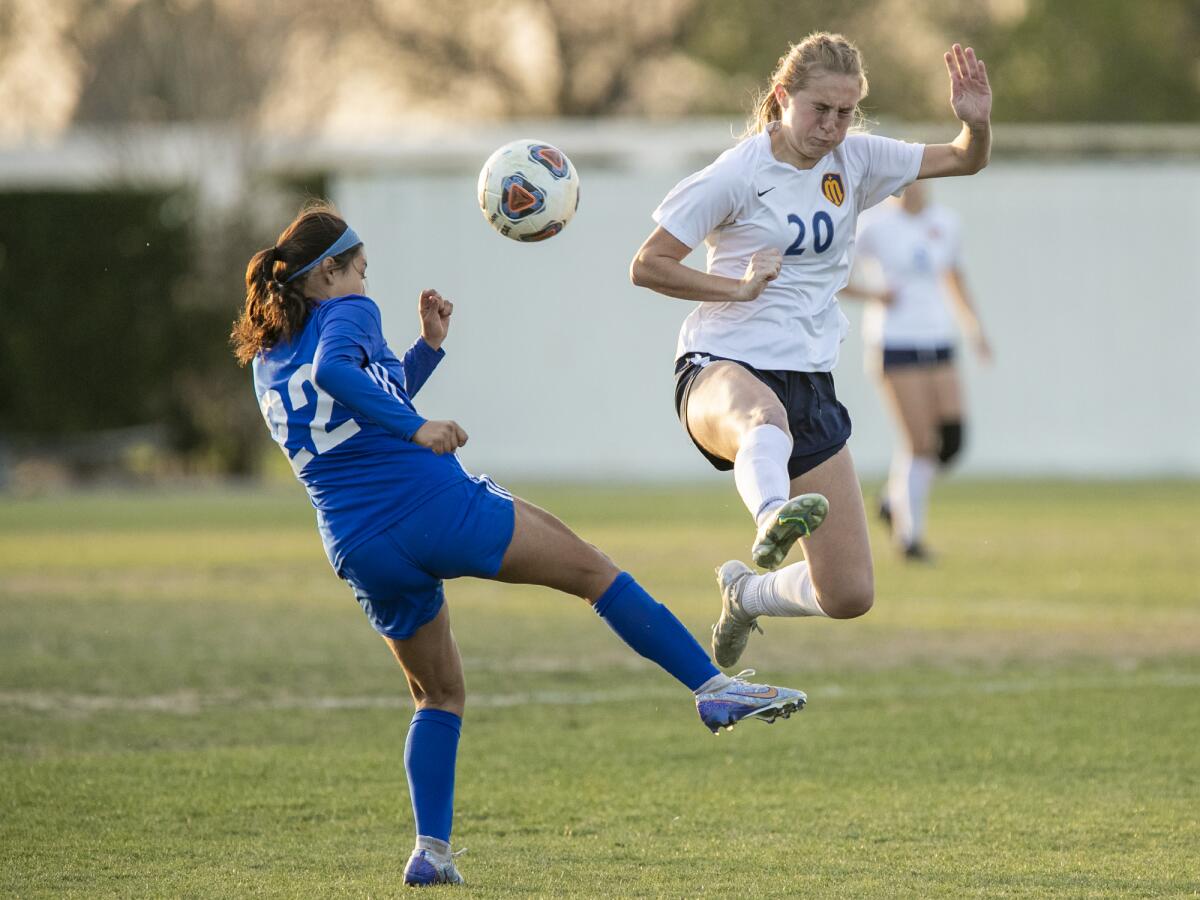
[
  {"left": 695, "top": 669, "right": 806, "bottom": 734},
  {"left": 711, "top": 560, "right": 762, "bottom": 669},
  {"left": 403, "top": 848, "right": 466, "bottom": 887},
  {"left": 751, "top": 493, "right": 829, "bottom": 571}
]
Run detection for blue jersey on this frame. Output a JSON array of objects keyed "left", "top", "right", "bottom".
[{"left": 252, "top": 294, "right": 470, "bottom": 570}]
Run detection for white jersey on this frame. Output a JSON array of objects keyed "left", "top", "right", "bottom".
[
  {"left": 856, "top": 202, "right": 962, "bottom": 349},
  {"left": 652, "top": 127, "right": 924, "bottom": 372}
]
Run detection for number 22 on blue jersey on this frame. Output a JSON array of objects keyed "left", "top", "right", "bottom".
[{"left": 259, "top": 363, "right": 360, "bottom": 474}]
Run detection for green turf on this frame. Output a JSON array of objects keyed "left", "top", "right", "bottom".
[{"left": 2, "top": 481, "right": 1198, "bottom": 897}]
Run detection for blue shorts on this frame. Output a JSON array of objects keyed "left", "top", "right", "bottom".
[
  {"left": 881, "top": 345, "right": 955, "bottom": 370},
  {"left": 674, "top": 353, "right": 852, "bottom": 479},
  {"left": 338, "top": 476, "right": 516, "bottom": 640}
]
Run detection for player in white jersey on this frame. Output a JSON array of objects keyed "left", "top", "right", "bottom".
[
  {"left": 630, "top": 32, "right": 992, "bottom": 667},
  {"left": 851, "top": 180, "right": 992, "bottom": 561}
]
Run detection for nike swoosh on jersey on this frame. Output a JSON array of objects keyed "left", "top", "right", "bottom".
[{"left": 756, "top": 187, "right": 776, "bottom": 197}]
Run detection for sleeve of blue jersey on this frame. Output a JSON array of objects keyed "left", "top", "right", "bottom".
[
  {"left": 402, "top": 338, "right": 445, "bottom": 397},
  {"left": 312, "top": 299, "right": 428, "bottom": 441}
]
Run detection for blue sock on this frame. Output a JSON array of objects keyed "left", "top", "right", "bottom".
[
  {"left": 593, "top": 572, "right": 720, "bottom": 691},
  {"left": 404, "top": 708, "right": 461, "bottom": 844}
]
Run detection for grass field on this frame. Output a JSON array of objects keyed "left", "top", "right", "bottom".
[{"left": 2, "top": 480, "right": 1198, "bottom": 898}]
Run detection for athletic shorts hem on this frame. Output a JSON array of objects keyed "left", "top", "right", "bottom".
[
  {"left": 879, "top": 344, "right": 955, "bottom": 370},
  {"left": 673, "top": 352, "right": 852, "bottom": 479},
  {"left": 374, "top": 598, "right": 445, "bottom": 641},
  {"left": 339, "top": 477, "right": 515, "bottom": 641}
]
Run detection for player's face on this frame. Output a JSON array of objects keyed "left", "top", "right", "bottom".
[
  {"left": 776, "top": 72, "right": 862, "bottom": 163},
  {"left": 324, "top": 248, "right": 367, "bottom": 296}
]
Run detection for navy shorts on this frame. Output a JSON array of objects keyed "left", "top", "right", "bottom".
[
  {"left": 338, "top": 476, "right": 516, "bottom": 640},
  {"left": 881, "top": 345, "right": 955, "bottom": 371},
  {"left": 674, "top": 353, "right": 852, "bottom": 479}
]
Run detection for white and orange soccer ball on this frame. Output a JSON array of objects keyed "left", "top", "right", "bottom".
[{"left": 477, "top": 139, "right": 580, "bottom": 242}]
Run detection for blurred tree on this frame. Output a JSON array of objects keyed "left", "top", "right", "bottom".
[
  {"left": 338, "top": 0, "right": 706, "bottom": 117},
  {"left": 7, "top": 0, "right": 1195, "bottom": 132},
  {"left": 0, "top": 190, "right": 191, "bottom": 436},
  {"left": 684, "top": 0, "right": 1200, "bottom": 124},
  {"left": 982, "top": 0, "right": 1200, "bottom": 122}
]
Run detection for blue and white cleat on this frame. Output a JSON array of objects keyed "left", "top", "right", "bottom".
[
  {"left": 695, "top": 669, "right": 806, "bottom": 734},
  {"left": 751, "top": 493, "right": 829, "bottom": 570},
  {"left": 403, "top": 848, "right": 466, "bottom": 887}
]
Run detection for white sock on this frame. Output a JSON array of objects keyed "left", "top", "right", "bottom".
[
  {"left": 890, "top": 452, "right": 936, "bottom": 545},
  {"left": 734, "top": 424, "right": 793, "bottom": 527},
  {"left": 416, "top": 835, "right": 451, "bottom": 860},
  {"left": 907, "top": 456, "right": 936, "bottom": 543},
  {"left": 694, "top": 672, "right": 733, "bottom": 695},
  {"left": 740, "top": 561, "right": 828, "bottom": 618},
  {"left": 888, "top": 452, "right": 914, "bottom": 544}
]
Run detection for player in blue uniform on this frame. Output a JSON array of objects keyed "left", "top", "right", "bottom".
[{"left": 231, "top": 204, "right": 806, "bottom": 887}]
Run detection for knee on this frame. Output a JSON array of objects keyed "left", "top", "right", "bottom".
[
  {"left": 414, "top": 683, "right": 466, "bottom": 717},
  {"left": 740, "top": 405, "right": 789, "bottom": 435},
  {"left": 937, "top": 420, "right": 964, "bottom": 467},
  {"left": 908, "top": 430, "right": 939, "bottom": 459},
  {"left": 816, "top": 577, "right": 875, "bottom": 619},
  {"left": 579, "top": 545, "right": 621, "bottom": 602},
  {"left": 409, "top": 672, "right": 466, "bottom": 716}
]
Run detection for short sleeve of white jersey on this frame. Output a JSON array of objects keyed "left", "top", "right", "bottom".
[
  {"left": 843, "top": 134, "right": 924, "bottom": 211},
  {"left": 651, "top": 153, "right": 747, "bottom": 250}
]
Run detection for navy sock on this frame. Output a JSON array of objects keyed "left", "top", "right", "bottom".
[
  {"left": 403, "top": 708, "right": 461, "bottom": 844},
  {"left": 593, "top": 572, "right": 720, "bottom": 691}
]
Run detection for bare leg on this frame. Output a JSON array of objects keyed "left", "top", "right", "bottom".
[
  {"left": 879, "top": 368, "right": 942, "bottom": 549},
  {"left": 880, "top": 367, "right": 940, "bottom": 457},
  {"left": 383, "top": 604, "right": 466, "bottom": 716},
  {"left": 789, "top": 446, "right": 874, "bottom": 618},
  {"left": 493, "top": 496, "right": 721, "bottom": 693},
  {"left": 385, "top": 605, "right": 467, "bottom": 878},
  {"left": 931, "top": 363, "right": 964, "bottom": 422},
  {"left": 494, "top": 498, "right": 620, "bottom": 603},
  {"left": 685, "top": 361, "right": 789, "bottom": 462}
]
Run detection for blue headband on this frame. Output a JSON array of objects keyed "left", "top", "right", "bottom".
[{"left": 284, "top": 227, "right": 362, "bottom": 283}]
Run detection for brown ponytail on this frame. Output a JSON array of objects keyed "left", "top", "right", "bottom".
[
  {"left": 231, "top": 202, "right": 361, "bottom": 366},
  {"left": 744, "top": 32, "right": 869, "bottom": 137}
]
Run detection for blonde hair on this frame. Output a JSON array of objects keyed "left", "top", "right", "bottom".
[{"left": 745, "top": 32, "right": 869, "bottom": 136}]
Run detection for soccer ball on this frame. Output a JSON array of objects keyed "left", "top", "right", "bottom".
[{"left": 477, "top": 139, "right": 580, "bottom": 242}]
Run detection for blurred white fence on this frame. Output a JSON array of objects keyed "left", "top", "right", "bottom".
[{"left": 333, "top": 123, "right": 1200, "bottom": 480}]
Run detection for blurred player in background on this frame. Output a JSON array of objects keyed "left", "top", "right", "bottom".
[
  {"left": 630, "top": 33, "right": 992, "bottom": 667},
  {"left": 851, "top": 181, "right": 992, "bottom": 560},
  {"left": 232, "top": 205, "right": 805, "bottom": 887}
]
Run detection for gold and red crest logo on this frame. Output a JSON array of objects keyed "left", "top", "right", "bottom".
[{"left": 822, "top": 173, "right": 845, "bottom": 207}]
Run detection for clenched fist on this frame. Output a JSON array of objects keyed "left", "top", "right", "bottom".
[
  {"left": 735, "top": 248, "right": 782, "bottom": 302},
  {"left": 413, "top": 419, "right": 468, "bottom": 455}
]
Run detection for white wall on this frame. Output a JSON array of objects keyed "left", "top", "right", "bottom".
[{"left": 335, "top": 154, "right": 1200, "bottom": 481}]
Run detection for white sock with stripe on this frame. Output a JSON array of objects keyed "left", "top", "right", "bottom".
[{"left": 734, "top": 424, "right": 793, "bottom": 527}]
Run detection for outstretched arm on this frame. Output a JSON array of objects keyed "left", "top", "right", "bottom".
[
  {"left": 918, "top": 44, "right": 992, "bottom": 179},
  {"left": 945, "top": 267, "right": 992, "bottom": 362}
]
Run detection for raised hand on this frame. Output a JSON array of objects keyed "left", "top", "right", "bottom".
[
  {"left": 945, "top": 44, "right": 991, "bottom": 128},
  {"left": 413, "top": 419, "right": 468, "bottom": 455},
  {"left": 736, "top": 248, "right": 783, "bottom": 302},
  {"left": 419, "top": 288, "right": 454, "bottom": 349}
]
